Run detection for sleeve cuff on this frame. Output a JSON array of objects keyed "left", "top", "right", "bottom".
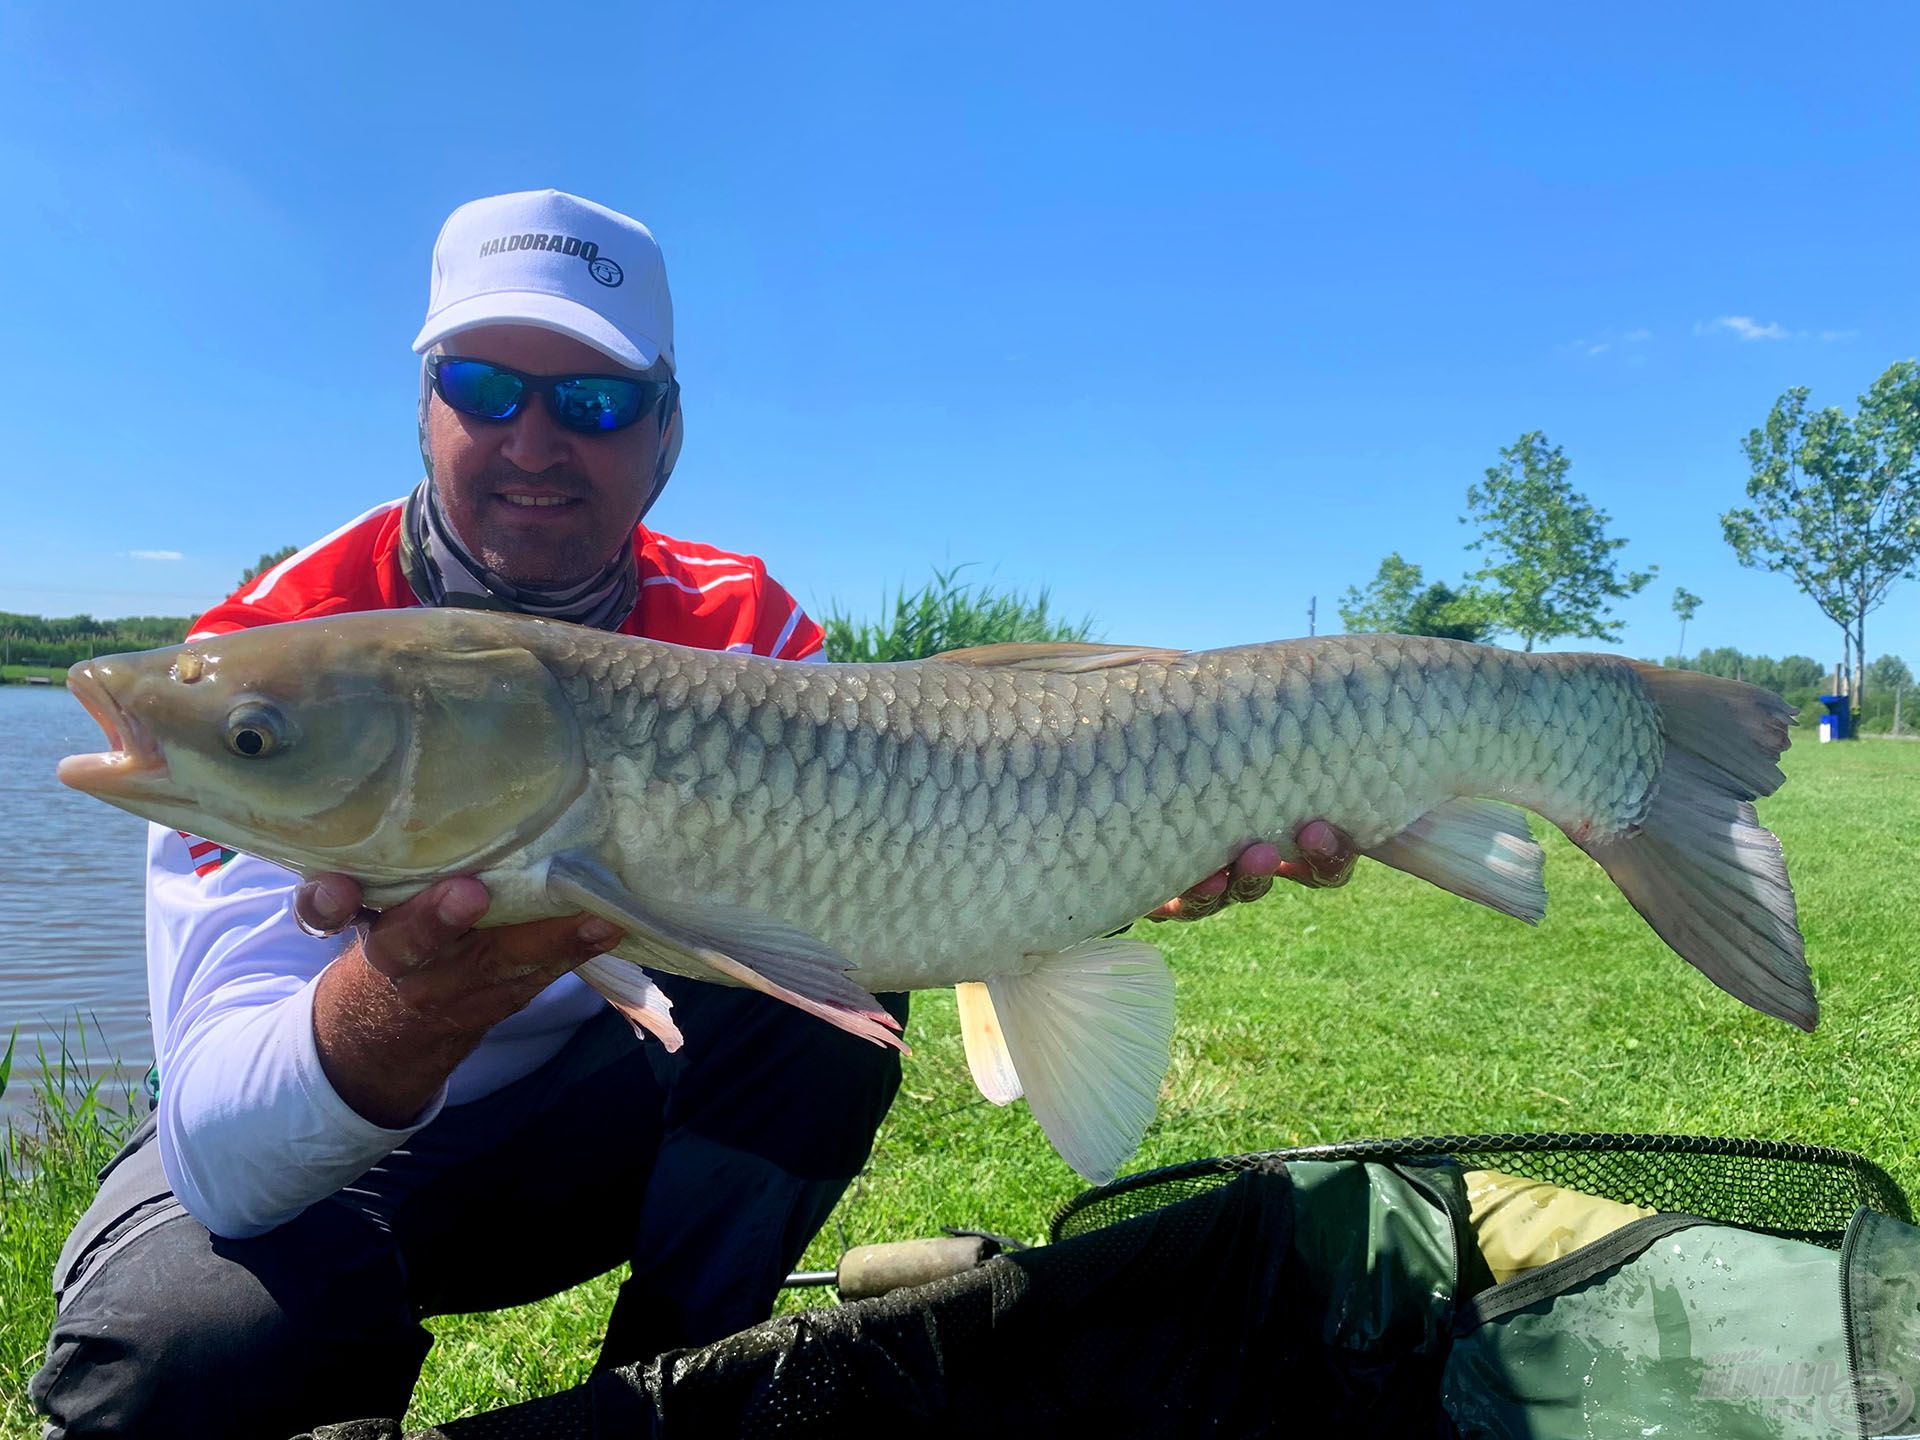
[{"left": 291, "top": 971, "right": 449, "bottom": 1142}]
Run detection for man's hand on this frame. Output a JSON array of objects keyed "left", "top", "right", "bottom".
[
  {"left": 302, "top": 874, "right": 623, "bottom": 1127},
  {"left": 1146, "top": 820, "right": 1356, "bottom": 922}
]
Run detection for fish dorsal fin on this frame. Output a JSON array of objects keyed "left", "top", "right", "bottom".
[
  {"left": 956, "top": 981, "right": 1022, "bottom": 1103},
  {"left": 546, "top": 852, "right": 905, "bottom": 1051},
  {"left": 983, "top": 936, "right": 1175, "bottom": 1184},
  {"left": 930, "top": 641, "right": 1186, "bottom": 672}
]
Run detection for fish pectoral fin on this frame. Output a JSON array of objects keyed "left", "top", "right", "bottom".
[
  {"left": 545, "top": 852, "right": 906, "bottom": 1052},
  {"left": 984, "top": 937, "right": 1175, "bottom": 1185},
  {"left": 1364, "top": 797, "right": 1547, "bottom": 923},
  {"left": 929, "top": 641, "right": 1187, "bottom": 672},
  {"left": 576, "top": 954, "right": 684, "bottom": 1052},
  {"left": 956, "top": 981, "right": 1022, "bottom": 1103}
]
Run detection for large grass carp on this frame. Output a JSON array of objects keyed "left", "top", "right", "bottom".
[{"left": 57, "top": 609, "right": 1809, "bottom": 1182}]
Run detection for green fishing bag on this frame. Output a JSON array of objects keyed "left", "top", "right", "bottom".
[
  {"left": 303, "top": 1134, "right": 1919, "bottom": 1439},
  {"left": 1054, "top": 1134, "right": 1920, "bottom": 1439}
]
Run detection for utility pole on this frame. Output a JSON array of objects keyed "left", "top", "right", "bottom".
[{"left": 1308, "top": 596, "right": 1316, "bottom": 637}]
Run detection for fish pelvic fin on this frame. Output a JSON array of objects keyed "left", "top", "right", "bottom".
[
  {"left": 1363, "top": 798, "right": 1547, "bottom": 923},
  {"left": 984, "top": 937, "right": 1175, "bottom": 1185},
  {"left": 1579, "top": 665, "right": 1813, "bottom": 1031},
  {"left": 576, "top": 953, "right": 683, "bottom": 1052},
  {"left": 956, "top": 981, "right": 1022, "bottom": 1104},
  {"left": 546, "top": 852, "right": 906, "bottom": 1051}
]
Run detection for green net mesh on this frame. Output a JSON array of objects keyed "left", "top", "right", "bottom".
[{"left": 1052, "top": 1132, "right": 1911, "bottom": 1248}]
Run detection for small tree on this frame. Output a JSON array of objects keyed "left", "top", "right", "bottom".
[
  {"left": 1338, "top": 554, "right": 1424, "bottom": 634},
  {"left": 239, "top": 545, "right": 299, "bottom": 587},
  {"left": 1339, "top": 555, "right": 1492, "bottom": 641},
  {"left": 1463, "top": 432, "right": 1656, "bottom": 651},
  {"left": 1722, "top": 360, "right": 1920, "bottom": 702},
  {"left": 1671, "top": 587, "right": 1702, "bottom": 654}
]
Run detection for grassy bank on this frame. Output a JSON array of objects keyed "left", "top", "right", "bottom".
[
  {"left": 5, "top": 740, "right": 1917, "bottom": 1432},
  {"left": 0, "top": 666, "right": 65, "bottom": 685},
  {"left": 1, "top": 1037, "right": 140, "bottom": 1432}
]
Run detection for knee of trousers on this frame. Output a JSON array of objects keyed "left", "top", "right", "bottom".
[{"left": 34, "top": 1198, "right": 427, "bottom": 1439}]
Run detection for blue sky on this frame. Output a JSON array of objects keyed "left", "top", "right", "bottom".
[{"left": 2, "top": 3, "right": 1915, "bottom": 670}]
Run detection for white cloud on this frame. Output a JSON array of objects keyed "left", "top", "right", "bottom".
[
  {"left": 127, "top": 549, "right": 184, "bottom": 561},
  {"left": 1563, "top": 327, "right": 1651, "bottom": 358},
  {"left": 1819, "top": 329, "right": 1860, "bottom": 342},
  {"left": 1700, "top": 315, "right": 1790, "bottom": 342}
]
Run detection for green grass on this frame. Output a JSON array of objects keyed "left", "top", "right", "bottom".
[
  {"left": 5, "top": 740, "right": 1917, "bottom": 1432},
  {"left": 1, "top": 1030, "right": 141, "bottom": 1434},
  {"left": 0, "top": 665, "right": 64, "bottom": 685}
]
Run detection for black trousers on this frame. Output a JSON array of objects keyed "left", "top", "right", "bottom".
[{"left": 31, "top": 979, "right": 908, "bottom": 1440}]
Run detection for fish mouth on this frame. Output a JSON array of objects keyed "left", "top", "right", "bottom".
[{"left": 56, "top": 668, "right": 191, "bottom": 804}]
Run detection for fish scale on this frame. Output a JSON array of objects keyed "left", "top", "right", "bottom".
[{"left": 529, "top": 631, "right": 1670, "bottom": 983}]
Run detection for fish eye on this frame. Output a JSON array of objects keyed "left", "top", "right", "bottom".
[{"left": 225, "top": 702, "right": 289, "bottom": 759}]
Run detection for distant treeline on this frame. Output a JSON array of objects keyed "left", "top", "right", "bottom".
[
  {"left": 0, "top": 613, "right": 192, "bottom": 670},
  {"left": 1660, "top": 647, "right": 1909, "bottom": 733}
]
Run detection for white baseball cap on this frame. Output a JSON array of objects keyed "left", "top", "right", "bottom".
[{"left": 412, "top": 189, "right": 675, "bottom": 372}]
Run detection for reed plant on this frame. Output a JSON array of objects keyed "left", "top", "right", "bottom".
[{"left": 820, "top": 565, "right": 1093, "bottom": 663}]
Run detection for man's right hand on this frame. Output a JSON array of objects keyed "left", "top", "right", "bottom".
[{"left": 302, "top": 874, "right": 624, "bottom": 1127}]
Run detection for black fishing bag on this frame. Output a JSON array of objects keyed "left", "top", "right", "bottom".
[{"left": 299, "top": 1134, "right": 1920, "bottom": 1440}]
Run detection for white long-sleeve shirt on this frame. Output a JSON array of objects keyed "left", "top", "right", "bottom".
[{"left": 146, "top": 825, "right": 604, "bottom": 1237}]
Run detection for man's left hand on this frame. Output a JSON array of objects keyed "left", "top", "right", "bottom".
[{"left": 1147, "top": 819, "right": 1356, "bottom": 922}]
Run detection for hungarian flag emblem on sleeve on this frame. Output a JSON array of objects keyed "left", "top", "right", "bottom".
[{"left": 177, "top": 831, "right": 238, "bottom": 878}]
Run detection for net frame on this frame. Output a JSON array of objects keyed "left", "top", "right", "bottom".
[{"left": 1052, "top": 1132, "right": 1911, "bottom": 1247}]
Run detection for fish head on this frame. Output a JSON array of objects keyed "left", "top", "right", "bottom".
[{"left": 57, "top": 611, "right": 588, "bottom": 882}]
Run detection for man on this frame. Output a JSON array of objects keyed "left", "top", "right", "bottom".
[{"left": 34, "top": 189, "right": 1354, "bottom": 1438}]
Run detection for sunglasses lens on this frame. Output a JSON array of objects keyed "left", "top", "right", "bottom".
[
  {"left": 550, "top": 377, "right": 649, "bottom": 433},
  {"left": 436, "top": 360, "right": 524, "bottom": 419}
]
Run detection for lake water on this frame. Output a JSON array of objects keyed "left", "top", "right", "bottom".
[{"left": 0, "top": 685, "right": 153, "bottom": 1121}]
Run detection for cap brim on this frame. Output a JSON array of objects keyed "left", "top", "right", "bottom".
[{"left": 412, "top": 291, "right": 664, "bottom": 371}]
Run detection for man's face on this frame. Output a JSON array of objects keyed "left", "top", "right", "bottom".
[{"left": 426, "top": 324, "right": 666, "bottom": 587}]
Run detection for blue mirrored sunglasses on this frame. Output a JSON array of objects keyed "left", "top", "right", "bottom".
[{"left": 428, "top": 356, "right": 670, "bottom": 434}]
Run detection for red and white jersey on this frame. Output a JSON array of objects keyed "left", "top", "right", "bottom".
[
  {"left": 147, "top": 496, "right": 824, "bottom": 1238},
  {"left": 185, "top": 496, "right": 825, "bottom": 658}
]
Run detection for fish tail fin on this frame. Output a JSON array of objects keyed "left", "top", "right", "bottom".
[{"left": 1577, "top": 664, "right": 1814, "bottom": 1030}]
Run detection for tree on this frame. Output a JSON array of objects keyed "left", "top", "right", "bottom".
[
  {"left": 1722, "top": 360, "right": 1920, "bottom": 702},
  {"left": 1338, "top": 554, "right": 1424, "bottom": 633},
  {"left": 239, "top": 545, "right": 299, "bottom": 587},
  {"left": 1777, "top": 655, "right": 1824, "bottom": 692},
  {"left": 1462, "top": 432, "right": 1656, "bottom": 651},
  {"left": 1868, "top": 654, "right": 1913, "bottom": 693},
  {"left": 1403, "top": 583, "right": 1494, "bottom": 643},
  {"left": 1339, "top": 555, "right": 1492, "bottom": 641},
  {"left": 1671, "top": 587, "right": 1702, "bottom": 654}
]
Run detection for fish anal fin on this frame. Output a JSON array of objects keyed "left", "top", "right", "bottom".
[
  {"left": 1365, "top": 798, "right": 1547, "bottom": 923},
  {"left": 546, "top": 852, "right": 905, "bottom": 1051},
  {"left": 984, "top": 937, "right": 1174, "bottom": 1184},
  {"left": 576, "top": 954, "right": 683, "bottom": 1052},
  {"left": 931, "top": 642, "right": 1186, "bottom": 672},
  {"left": 956, "top": 981, "right": 1022, "bottom": 1103}
]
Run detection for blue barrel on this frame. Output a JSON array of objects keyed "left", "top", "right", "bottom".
[{"left": 1818, "top": 694, "right": 1852, "bottom": 741}]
